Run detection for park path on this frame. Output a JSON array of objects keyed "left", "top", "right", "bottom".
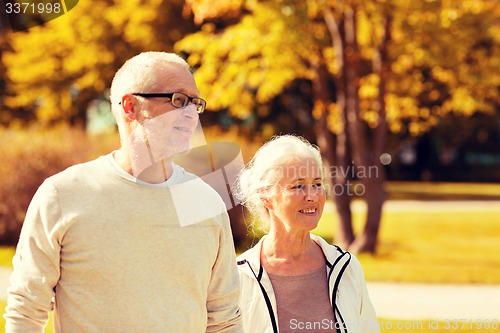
[
  {"left": 335, "top": 199, "right": 500, "bottom": 320},
  {"left": 367, "top": 282, "right": 500, "bottom": 320},
  {"left": 325, "top": 199, "right": 500, "bottom": 213}
]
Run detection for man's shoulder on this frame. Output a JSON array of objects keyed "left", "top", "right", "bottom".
[
  {"left": 175, "top": 168, "right": 225, "bottom": 200},
  {"left": 46, "top": 155, "right": 108, "bottom": 186},
  {"left": 28, "top": 156, "right": 109, "bottom": 207}
]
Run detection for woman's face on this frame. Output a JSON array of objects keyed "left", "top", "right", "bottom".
[{"left": 265, "top": 158, "right": 326, "bottom": 232}]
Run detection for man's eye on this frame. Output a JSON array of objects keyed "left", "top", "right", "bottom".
[{"left": 174, "top": 96, "right": 187, "bottom": 105}]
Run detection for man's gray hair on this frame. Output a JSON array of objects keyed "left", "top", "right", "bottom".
[{"left": 110, "top": 52, "right": 191, "bottom": 112}]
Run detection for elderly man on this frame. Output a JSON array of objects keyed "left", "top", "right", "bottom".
[{"left": 5, "top": 52, "right": 243, "bottom": 333}]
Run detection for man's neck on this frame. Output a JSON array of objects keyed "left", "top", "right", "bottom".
[{"left": 113, "top": 149, "right": 174, "bottom": 184}]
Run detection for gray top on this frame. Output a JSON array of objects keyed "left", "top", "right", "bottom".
[{"left": 268, "top": 265, "right": 336, "bottom": 332}]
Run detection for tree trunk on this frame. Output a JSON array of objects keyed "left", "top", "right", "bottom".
[
  {"left": 227, "top": 204, "right": 248, "bottom": 248},
  {"left": 349, "top": 14, "right": 391, "bottom": 253},
  {"left": 343, "top": 6, "right": 367, "bottom": 170},
  {"left": 333, "top": 119, "right": 354, "bottom": 249},
  {"left": 312, "top": 61, "right": 336, "bottom": 185},
  {"left": 312, "top": 60, "right": 354, "bottom": 248},
  {"left": 342, "top": 5, "right": 373, "bottom": 253},
  {"left": 322, "top": 2, "right": 391, "bottom": 253},
  {"left": 322, "top": 6, "right": 354, "bottom": 249}
]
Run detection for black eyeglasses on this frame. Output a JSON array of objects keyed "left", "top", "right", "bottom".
[{"left": 132, "top": 92, "right": 206, "bottom": 114}]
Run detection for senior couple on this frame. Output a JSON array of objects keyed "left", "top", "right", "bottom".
[{"left": 5, "top": 52, "right": 379, "bottom": 333}]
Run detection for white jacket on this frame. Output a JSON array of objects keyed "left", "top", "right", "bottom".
[{"left": 237, "top": 234, "right": 380, "bottom": 333}]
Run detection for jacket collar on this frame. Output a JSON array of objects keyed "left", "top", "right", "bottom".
[
  {"left": 237, "top": 233, "right": 345, "bottom": 278},
  {"left": 237, "top": 236, "right": 265, "bottom": 279}
]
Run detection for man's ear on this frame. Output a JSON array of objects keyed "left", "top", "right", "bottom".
[{"left": 121, "top": 95, "right": 136, "bottom": 121}]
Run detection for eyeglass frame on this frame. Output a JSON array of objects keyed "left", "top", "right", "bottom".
[{"left": 129, "top": 92, "right": 206, "bottom": 114}]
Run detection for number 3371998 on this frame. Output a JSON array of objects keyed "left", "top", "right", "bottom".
[
  {"left": 5, "top": 2, "right": 62, "bottom": 14},
  {"left": 444, "top": 319, "right": 499, "bottom": 330}
]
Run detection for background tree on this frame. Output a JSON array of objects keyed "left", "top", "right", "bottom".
[
  {"left": 1, "top": 0, "right": 498, "bottom": 251},
  {"left": 0, "top": 36, "right": 9, "bottom": 124},
  {"left": 2, "top": 0, "right": 198, "bottom": 126},
  {"left": 0, "top": 0, "right": 200, "bottom": 244},
  {"left": 178, "top": 0, "right": 500, "bottom": 252}
]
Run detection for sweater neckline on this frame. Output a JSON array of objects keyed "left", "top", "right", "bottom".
[{"left": 103, "top": 152, "right": 185, "bottom": 188}]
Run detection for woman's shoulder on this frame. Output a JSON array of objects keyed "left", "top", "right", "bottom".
[
  {"left": 310, "top": 234, "right": 366, "bottom": 275},
  {"left": 237, "top": 237, "right": 268, "bottom": 282},
  {"left": 310, "top": 234, "right": 347, "bottom": 256}
]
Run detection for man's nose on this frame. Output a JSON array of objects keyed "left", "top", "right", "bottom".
[{"left": 183, "top": 104, "right": 199, "bottom": 119}]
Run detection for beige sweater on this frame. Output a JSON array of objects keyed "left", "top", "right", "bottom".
[{"left": 5, "top": 154, "right": 242, "bottom": 333}]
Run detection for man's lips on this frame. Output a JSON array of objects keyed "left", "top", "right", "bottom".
[{"left": 174, "top": 126, "right": 193, "bottom": 133}]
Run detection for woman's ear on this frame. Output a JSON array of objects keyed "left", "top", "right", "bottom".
[
  {"left": 121, "top": 95, "right": 136, "bottom": 121},
  {"left": 261, "top": 196, "right": 272, "bottom": 209}
]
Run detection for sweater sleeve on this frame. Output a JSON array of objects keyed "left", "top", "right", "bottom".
[
  {"left": 4, "top": 180, "right": 63, "bottom": 333},
  {"left": 205, "top": 211, "right": 243, "bottom": 333}
]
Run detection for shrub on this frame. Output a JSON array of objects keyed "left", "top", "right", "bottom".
[{"left": 0, "top": 125, "right": 119, "bottom": 245}]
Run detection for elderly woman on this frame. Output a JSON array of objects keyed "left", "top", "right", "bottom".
[{"left": 235, "top": 135, "right": 379, "bottom": 333}]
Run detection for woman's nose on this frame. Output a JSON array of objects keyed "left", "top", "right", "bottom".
[{"left": 304, "top": 186, "right": 319, "bottom": 202}]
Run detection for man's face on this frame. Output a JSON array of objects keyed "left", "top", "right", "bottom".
[{"left": 128, "top": 64, "right": 202, "bottom": 176}]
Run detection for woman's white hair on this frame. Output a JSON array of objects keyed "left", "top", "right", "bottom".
[{"left": 234, "top": 134, "right": 324, "bottom": 230}]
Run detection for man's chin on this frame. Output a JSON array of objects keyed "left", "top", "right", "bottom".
[
  {"left": 157, "top": 141, "right": 192, "bottom": 160},
  {"left": 171, "top": 147, "right": 192, "bottom": 158}
]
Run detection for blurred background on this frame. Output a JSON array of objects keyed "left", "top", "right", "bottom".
[{"left": 0, "top": 0, "right": 500, "bottom": 331}]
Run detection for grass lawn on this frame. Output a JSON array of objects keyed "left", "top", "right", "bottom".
[
  {"left": 385, "top": 181, "right": 500, "bottom": 200},
  {"left": 0, "top": 247, "right": 15, "bottom": 268},
  {"left": 313, "top": 207, "right": 500, "bottom": 284},
  {"left": 2, "top": 202, "right": 500, "bottom": 284}
]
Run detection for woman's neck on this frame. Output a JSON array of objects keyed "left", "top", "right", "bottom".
[{"left": 261, "top": 229, "right": 324, "bottom": 275}]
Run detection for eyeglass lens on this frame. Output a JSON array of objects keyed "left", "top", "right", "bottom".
[{"left": 172, "top": 93, "right": 205, "bottom": 113}]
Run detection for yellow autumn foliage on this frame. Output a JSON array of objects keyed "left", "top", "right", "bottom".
[
  {"left": 2, "top": 0, "right": 498, "bottom": 137},
  {"left": 3, "top": 0, "right": 195, "bottom": 125},
  {"left": 177, "top": 1, "right": 313, "bottom": 119}
]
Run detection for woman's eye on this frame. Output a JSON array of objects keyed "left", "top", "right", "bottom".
[
  {"left": 291, "top": 184, "right": 304, "bottom": 189},
  {"left": 313, "top": 183, "right": 323, "bottom": 188}
]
